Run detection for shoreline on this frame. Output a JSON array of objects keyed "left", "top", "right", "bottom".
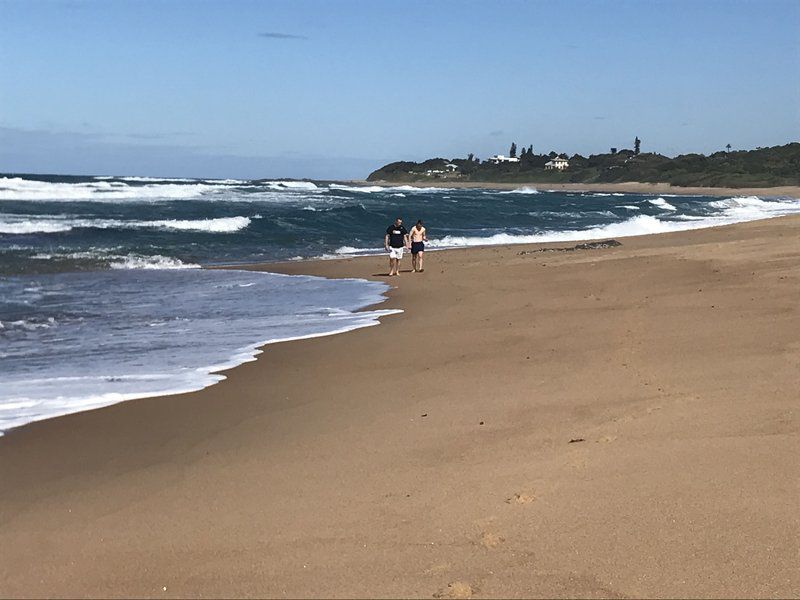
[
  {"left": 357, "top": 179, "right": 800, "bottom": 198},
  {"left": 2, "top": 215, "right": 799, "bottom": 597},
  {"left": 4, "top": 209, "right": 798, "bottom": 434}
]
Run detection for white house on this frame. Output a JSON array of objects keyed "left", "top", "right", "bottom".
[
  {"left": 486, "top": 154, "right": 520, "bottom": 164},
  {"left": 444, "top": 163, "right": 459, "bottom": 172},
  {"left": 545, "top": 157, "right": 569, "bottom": 170}
]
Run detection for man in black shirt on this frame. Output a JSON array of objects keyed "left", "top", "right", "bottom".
[{"left": 384, "top": 217, "right": 409, "bottom": 276}]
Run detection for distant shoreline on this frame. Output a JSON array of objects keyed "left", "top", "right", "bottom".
[{"left": 347, "top": 179, "right": 800, "bottom": 198}]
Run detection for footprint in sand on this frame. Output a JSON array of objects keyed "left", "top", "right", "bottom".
[
  {"left": 434, "top": 581, "right": 474, "bottom": 599},
  {"left": 424, "top": 563, "right": 451, "bottom": 576},
  {"left": 479, "top": 531, "right": 504, "bottom": 549},
  {"left": 505, "top": 492, "right": 535, "bottom": 505}
]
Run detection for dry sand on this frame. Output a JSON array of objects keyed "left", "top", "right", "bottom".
[
  {"left": 1, "top": 216, "right": 799, "bottom": 598},
  {"left": 364, "top": 179, "right": 800, "bottom": 198}
]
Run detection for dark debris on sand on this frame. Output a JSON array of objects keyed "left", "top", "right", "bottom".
[{"left": 518, "top": 239, "right": 622, "bottom": 256}]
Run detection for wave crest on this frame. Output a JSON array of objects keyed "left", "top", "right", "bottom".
[
  {"left": 0, "top": 215, "right": 251, "bottom": 234},
  {"left": 109, "top": 254, "right": 200, "bottom": 270}
]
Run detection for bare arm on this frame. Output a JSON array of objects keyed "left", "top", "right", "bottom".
[{"left": 384, "top": 234, "right": 389, "bottom": 250}]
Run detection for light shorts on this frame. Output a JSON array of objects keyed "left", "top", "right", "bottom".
[{"left": 388, "top": 246, "right": 404, "bottom": 260}]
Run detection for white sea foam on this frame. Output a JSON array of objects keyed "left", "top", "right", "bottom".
[
  {"left": 388, "top": 185, "right": 454, "bottom": 193},
  {"left": 649, "top": 197, "right": 678, "bottom": 211},
  {"left": 31, "top": 250, "right": 118, "bottom": 261},
  {"left": 708, "top": 195, "right": 799, "bottom": 212},
  {"left": 116, "top": 176, "right": 199, "bottom": 183},
  {"left": 426, "top": 214, "right": 712, "bottom": 249},
  {"left": 0, "top": 270, "right": 400, "bottom": 434},
  {"left": 109, "top": 254, "right": 201, "bottom": 269},
  {"left": 0, "top": 220, "right": 74, "bottom": 234},
  {"left": 426, "top": 196, "right": 800, "bottom": 249},
  {"left": 328, "top": 183, "right": 453, "bottom": 194},
  {"left": 205, "top": 178, "right": 249, "bottom": 185},
  {"left": 145, "top": 216, "right": 251, "bottom": 232},
  {"left": 621, "top": 205, "right": 641, "bottom": 210},
  {"left": 334, "top": 245, "right": 380, "bottom": 255},
  {"left": 329, "top": 184, "right": 389, "bottom": 193},
  {"left": 0, "top": 177, "right": 213, "bottom": 201},
  {"left": 498, "top": 187, "right": 540, "bottom": 194},
  {"left": 0, "top": 317, "right": 57, "bottom": 332},
  {"left": 0, "top": 215, "right": 251, "bottom": 234},
  {"left": 264, "top": 180, "right": 319, "bottom": 190}
]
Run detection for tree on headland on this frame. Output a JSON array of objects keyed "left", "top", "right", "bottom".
[
  {"left": 528, "top": 145, "right": 533, "bottom": 155},
  {"left": 509, "top": 142, "right": 517, "bottom": 158},
  {"left": 366, "top": 143, "right": 800, "bottom": 186},
  {"left": 634, "top": 137, "right": 641, "bottom": 155},
  {"left": 467, "top": 153, "right": 474, "bottom": 161}
]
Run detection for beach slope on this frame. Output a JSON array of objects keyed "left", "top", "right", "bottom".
[{"left": 1, "top": 216, "right": 798, "bottom": 598}]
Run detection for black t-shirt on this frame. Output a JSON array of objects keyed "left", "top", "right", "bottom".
[{"left": 386, "top": 224, "right": 408, "bottom": 248}]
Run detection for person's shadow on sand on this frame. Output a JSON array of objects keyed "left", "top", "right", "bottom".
[{"left": 372, "top": 269, "right": 415, "bottom": 277}]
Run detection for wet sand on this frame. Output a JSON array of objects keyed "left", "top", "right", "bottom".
[{"left": 1, "top": 216, "right": 798, "bottom": 598}]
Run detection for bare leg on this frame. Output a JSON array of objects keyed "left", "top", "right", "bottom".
[
  {"left": 411, "top": 253, "right": 417, "bottom": 272},
  {"left": 388, "top": 256, "right": 393, "bottom": 276},
  {"left": 418, "top": 251, "right": 424, "bottom": 272}
]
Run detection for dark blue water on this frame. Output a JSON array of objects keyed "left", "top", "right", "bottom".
[{"left": 3, "top": 174, "right": 798, "bottom": 275}]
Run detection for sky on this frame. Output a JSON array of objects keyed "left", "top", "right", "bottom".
[{"left": 1, "top": 0, "right": 799, "bottom": 179}]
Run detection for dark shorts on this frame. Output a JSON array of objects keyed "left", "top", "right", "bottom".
[{"left": 411, "top": 241, "right": 425, "bottom": 254}]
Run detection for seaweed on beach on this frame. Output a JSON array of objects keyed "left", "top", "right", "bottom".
[{"left": 517, "top": 239, "right": 622, "bottom": 255}]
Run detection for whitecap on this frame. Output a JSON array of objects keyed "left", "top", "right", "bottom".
[
  {"left": 108, "top": 254, "right": 201, "bottom": 270},
  {"left": 649, "top": 197, "right": 678, "bottom": 211}
]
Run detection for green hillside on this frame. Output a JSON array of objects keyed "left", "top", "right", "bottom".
[{"left": 367, "top": 143, "right": 800, "bottom": 188}]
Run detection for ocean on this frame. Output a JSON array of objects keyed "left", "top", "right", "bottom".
[{"left": 2, "top": 173, "right": 799, "bottom": 433}]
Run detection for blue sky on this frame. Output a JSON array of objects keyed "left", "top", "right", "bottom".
[{"left": 1, "top": 0, "right": 798, "bottom": 179}]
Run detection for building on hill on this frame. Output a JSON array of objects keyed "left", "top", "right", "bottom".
[
  {"left": 445, "top": 163, "right": 459, "bottom": 172},
  {"left": 545, "top": 156, "right": 569, "bottom": 170},
  {"left": 486, "top": 154, "right": 520, "bottom": 164}
]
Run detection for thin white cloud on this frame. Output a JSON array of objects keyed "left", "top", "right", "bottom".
[{"left": 258, "top": 32, "right": 308, "bottom": 40}]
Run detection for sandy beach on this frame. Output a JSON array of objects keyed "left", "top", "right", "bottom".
[
  {"left": 363, "top": 179, "right": 800, "bottom": 199},
  {"left": 1, "top": 215, "right": 799, "bottom": 598}
]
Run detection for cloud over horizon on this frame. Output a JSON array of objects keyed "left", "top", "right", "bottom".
[{"left": 257, "top": 32, "right": 307, "bottom": 40}]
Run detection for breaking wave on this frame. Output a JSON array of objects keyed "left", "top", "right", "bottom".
[
  {"left": 263, "top": 180, "right": 319, "bottom": 190},
  {"left": 648, "top": 197, "right": 678, "bottom": 211},
  {"left": 498, "top": 187, "right": 540, "bottom": 194},
  {"left": 0, "top": 215, "right": 251, "bottom": 234},
  {"left": 109, "top": 254, "right": 201, "bottom": 269},
  {"left": 328, "top": 183, "right": 453, "bottom": 194},
  {"left": 0, "top": 177, "right": 215, "bottom": 201}
]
